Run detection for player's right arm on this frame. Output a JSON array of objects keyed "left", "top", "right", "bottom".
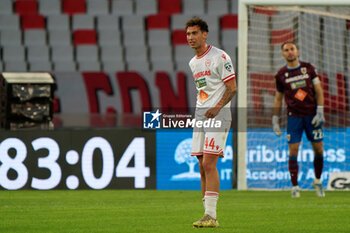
[
  {"left": 273, "top": 91, "right": 283, "bottom": 116},
  {"left": 272, "top": 83, "right": 284, "bottom": 136}
]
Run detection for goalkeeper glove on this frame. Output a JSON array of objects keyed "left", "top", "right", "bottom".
[
  {"left": 311, "top": 106, "right": 325, "bottom": 127},
  {"left": 272, "top": 115, "right": 282, "bottom": 136}
]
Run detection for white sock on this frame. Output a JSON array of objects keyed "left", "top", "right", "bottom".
[
  {"left": 314, "top": 178, "right": 321, "bottom": 184},
  {"left": 204, "top": 191, "right": 219, "bottom": 219},
  {"left": 202, "top": 197, "right": 205, "bottom": 210}
]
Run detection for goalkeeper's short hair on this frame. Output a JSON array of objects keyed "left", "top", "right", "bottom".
[{"left": 281, "top": 41, "right": 298, "bottom": 50}]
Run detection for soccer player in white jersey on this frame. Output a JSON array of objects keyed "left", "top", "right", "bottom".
[{"left": 186, "top": 17, "right": 237, "bottom": 228}]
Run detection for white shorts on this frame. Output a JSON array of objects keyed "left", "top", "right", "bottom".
[{"left": 190, "top": 119, "right": 231, "bottom": 158}]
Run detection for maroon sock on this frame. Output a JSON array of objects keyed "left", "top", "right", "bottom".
[
  {"left": 288, "top": 157, "right": 298, "bottom": 186},
  {"left": 313, "top": 154, "right": 324, "bottom": 179}
]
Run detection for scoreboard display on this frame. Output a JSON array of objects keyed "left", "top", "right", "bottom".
[{"left": 0, "top": 129, "right": 156, "bottom": 190}]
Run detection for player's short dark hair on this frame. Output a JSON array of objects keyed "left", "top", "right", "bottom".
[
  {"left": 281, "top": 41, "right": 298, "bottom": 50},
  {"left": 185, "top": 17, "right": 209, "bottom": 32}
]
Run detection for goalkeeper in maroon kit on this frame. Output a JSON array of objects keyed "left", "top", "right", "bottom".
[{"left": 272, "top": 41, "right": 325, "bottom": 198}]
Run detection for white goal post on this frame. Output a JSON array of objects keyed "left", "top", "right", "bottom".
[{"left": 237, "top": 0, "right": 350, "bottom": 190}]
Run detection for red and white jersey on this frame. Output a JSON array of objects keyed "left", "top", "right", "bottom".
[{"left": 189, "top": 45, "right": 235, "bottom": 117}]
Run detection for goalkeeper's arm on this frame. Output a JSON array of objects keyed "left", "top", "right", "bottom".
[
  {"left": 272, "top": 91, "right": 283, "bottom": 136},
  {"left": 311, "top": 81, "right": 325, "bottom": 127}
]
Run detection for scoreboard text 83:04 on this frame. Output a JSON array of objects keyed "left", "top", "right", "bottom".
[{"left": 0, "top": 129, "right": 156, "bottom": 190}]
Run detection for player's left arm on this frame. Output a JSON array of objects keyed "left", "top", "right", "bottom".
[
  {"left": 312, "top": 80, "right": 325, "bottom": 127},
  {"left": 314, "top": 82, "right": 324, "bottom": 106},
  {"left": 205, "top": 79, "right": 237, "bottom": 118}
]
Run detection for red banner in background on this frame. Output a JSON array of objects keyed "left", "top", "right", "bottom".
[{"left": 53, "top": 71, "right": 194, "bottom": 127}]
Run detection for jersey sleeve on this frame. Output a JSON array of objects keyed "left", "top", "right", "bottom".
[
  {"left": 309, "top": 64, "right": 318, "bottom": 79},
  {"left": 217, "top": 52, "right": 235, "bottom": 83},
  {"left": 275, "top": 73, "right": 284, "bottom": 93}
]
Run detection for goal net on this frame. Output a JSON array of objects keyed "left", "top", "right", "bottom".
[{"left": 238, "top": 2, "right": 350, "bottom": 190}]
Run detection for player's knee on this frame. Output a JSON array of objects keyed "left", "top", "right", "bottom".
[
  {"left": 312, "top": 142, "right": 323, "bottom": 155},
  {"left": 289, "top": 148, "right": 298, "bottom": 156},
  {"left": 198, "top": 163, "right": 205, "bottom": 176},
  {"left": 289, "top": 144, "right": 299, "bottom": 156},
  {"left": 202, "top": 160, "right": 215, "bottom": 174},
  {"left": 314, "top": 147, "right": 323, "bottom": 156}
]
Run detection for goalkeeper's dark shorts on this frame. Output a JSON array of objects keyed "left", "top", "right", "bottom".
[{"left": 287, "top": 116, "right": 323, "bottom": 143}]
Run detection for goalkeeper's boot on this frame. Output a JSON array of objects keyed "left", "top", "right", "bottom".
[
  {"left": 193, "top": 214, "right": 219, "bottom": 228},
  {"left": 291, "top": 186, "right": 300, "bottom": 198},
  {"left": 312, "top": 180, "right": 325, "bottom": 197}
]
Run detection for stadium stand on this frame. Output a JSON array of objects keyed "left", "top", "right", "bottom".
[
  {"left": 38, "top": 0, "right": 61, "bottom": 15},
  {"left": 0, "top": 0, "right": 13, "bottom": 15},
  {"left": 207, "top": 0, "right": 229, "bottom": 15},
  {"left": 86, "top": 0, "right": 109, "bottom": 15},
  {"left": 47, "top": 15, "right": 70, "bottom": 31},
  {"left": 0, "top": 0, "right": 239, "bottom": 72},
  {"left": 0, "top": 15, "right": 20, "bottom": 30},
  {"left": 51, "top": 45, "right": 74, "bottom": 63},
  {"left": 158, "top": 0, "right": 182, "bottom": 15},
  {"left": 0, "top": 29, "right": 22, "bottom": 46},
  {"left": 24, "top": 29, "right": 47, "bottom": 46},
  {"left": 72, "top": 14, "right": 94, "bottom": 30},
  {"left": 111, "top": 0, "right": 133, "bottom": 15},
  {"left": 62, "top": 0, "right": 86, "bottom": 15},
  {"left": 21, "top": 14, "right": 46, "bottom": 30},
  {"left": 73, "top": 29, "right": 97, "bottom": 46},
  {"left": 98, "top": 29, "right": 122, "bottom": 47},
  {"left": 182, "top": 0, "right": 205, "bottom": 15},
  {"left": 49, "top": 30, "right": 72, "bottom": 46},
  {"left": 135, "top": 0, "right": 157, "bottom": 16},
  {"left": 15, "top": 0, "right": 38, "bottom": 15}
]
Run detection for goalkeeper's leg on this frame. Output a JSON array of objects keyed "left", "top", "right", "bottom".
[
  {"left": 306, "top": 121, "right": 325, "bottom": 197},
  {"left": 289, "top": 143, "right": 300, "bottom": 198},
  {"left": 311, "top": 141, "right": 325, "bottom": 197},
  {"left": 287, "top": 117, "right": 303, "bottom": 197}
]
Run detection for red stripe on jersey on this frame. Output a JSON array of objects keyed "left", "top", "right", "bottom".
[
  {"left": 223, "top": 74, "right": 236, "bottom": 82},
  {"left": 196, "top": 45, "right": 212, "bottom": 59}
]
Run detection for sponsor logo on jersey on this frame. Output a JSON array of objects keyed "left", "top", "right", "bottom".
[
  {"left": 199, "top": 90, "right": 208, "bottom": 102},
  {"left": 294, "top": 89, "right": 308, "bottom": 101},
  {"left": 193, "top": 70, "right": 211, "bottom": 79},
  {"left": 195, "top": 78, "right": 207, "bottom": 88},
  {"left": 290, "top": 80, "right": 306, "bottom": 90},
  {"left": 224, "top": 63, "right": 232, "bottom": 72},
  {"left": 285, "top": 74, "right": 309, "bottom": 83},
  {"left": 221, "top": 54, "right": 227, "bottom": 60}
]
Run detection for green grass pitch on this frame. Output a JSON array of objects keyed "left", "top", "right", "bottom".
[{"left": 0, "top": 190, "right": 349, "bottom": 233}]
